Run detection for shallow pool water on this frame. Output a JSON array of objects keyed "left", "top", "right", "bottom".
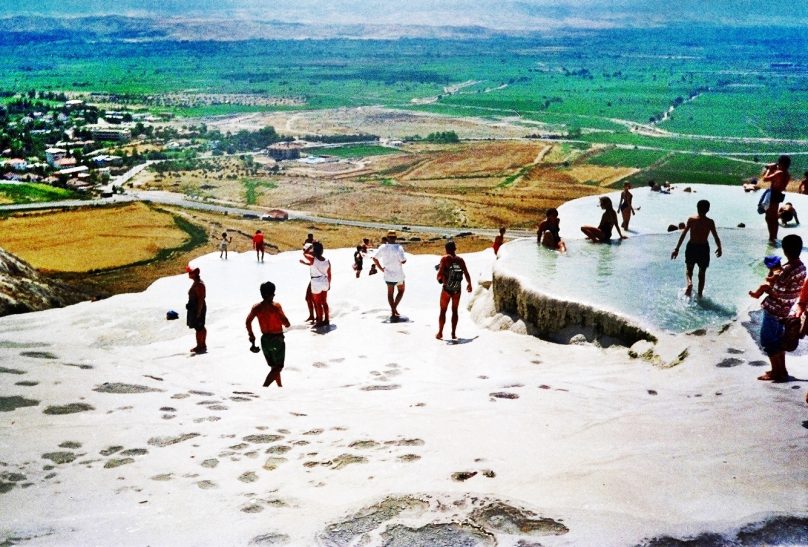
[
  {"left": 502, "top": 230, "right": 789, "bottom": 333},
  {"left": 555, "top": 183, "right": 806, "bottom": 240}
]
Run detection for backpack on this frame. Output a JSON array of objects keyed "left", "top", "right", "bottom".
[{"left": 443, "top": 259, "right": 465, "bottom": 292}]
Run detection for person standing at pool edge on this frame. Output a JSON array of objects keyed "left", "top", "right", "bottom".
[
  {"left": 618, "top": 182, "right": 636, "bottom": 230},
  {"left": 493, "top": 227, "right": 506, "bottom": 255},
  {"left": 760, "top": 234, "right": 805, "bottom": 382},
  {"left": 373, "top": 230, "right": 407, "bottom": 320},
  {"left": 762, "top": 155, "right": 791, "bottom": 244},
  {"left": 671, "top": 199, "right": 722, "bottom": 298}
]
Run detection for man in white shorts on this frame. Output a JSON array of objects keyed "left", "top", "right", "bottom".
[{"left": 372, "top": 230, "right": 407, "bottom": 321}]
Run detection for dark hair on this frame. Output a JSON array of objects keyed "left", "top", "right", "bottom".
[
  {"left": 260, "top": 281, "right": 276, "bottom": 300},
  {"left": 696, "top": 200, "right": 710, "bottom": 215},
  {"left": 445, "top": 240, "right": 457, "bottom": 253},
  {"left": 307, "top": 233, "right": 313, "bottom": 238},
  {"left": 356, "top": 245, "right": 362, "bottom": 251},
  {"left": 778, "top": 155, "right": 791, "bottom": 169},
  {"left": 256, "top": 230, "right": 262, "bottom": 234},
  {"left": 312, "top": 241, "right": 324, "bottom": 258},
  {"left": 782, "top": 234, "right": 803, "bottom": 258},
  {"left": 546, "top": 207, "right": 558, "bottom": 217},
  {"left": 599, "top": 196, "right": 613, "bottom": 210},
  {"left": 222, "top": 232, "right": 227, "bottom": 237},
  {"left": 499, "top": 227, "right": 506, "bottom": 234}
]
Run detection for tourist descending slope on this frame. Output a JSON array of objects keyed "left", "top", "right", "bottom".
[
  {"left": 252, "top": 230, "right": 265, "bottom": 262},
  {"left": 436, "top": 240, "right": 472, "bottom": 340},
  {"left": 618, "top": 182, "right": 636, "bottom": 230},
  {"left": 246, "top": 281, "right": 291, "bottom": 388},
  {"left": 759, "top": 235, "right": 806, "bottom": 383},
  {"left": 762, "top": 155, "right": 791, "bottom": 244},
  {"left": 581, "top": 196, "right": 627, "bottom": 243},
  {"left": 538, "top": 208, "right": 567, "bottom": 252},
  {"left": 186, "top": 266, "right": 207, "bottom": 354},
  {"left": 671, "top": 199, "right": 722, "bottom": 298},
  {"left": 353, "top": 245, "right": 364, "bottom": 278},
  {"left": 218, "top": 231, "right": 232, "bottom": 260},
  {"left": 309, "top": 241, "right": 331, "bottom": 327},
  {"left": 492, "top": 227, "right": 506, "bottom": 256},
  {"left": 373, "top": 230, "right": 407, "bottom": 321}
]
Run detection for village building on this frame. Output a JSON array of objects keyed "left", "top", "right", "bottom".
[{"left": 267, "top": 142, "right": 302, "bottom": 161}]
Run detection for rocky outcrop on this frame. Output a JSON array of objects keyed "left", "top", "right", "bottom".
[
  {"left": 492, "top": 270, "right": 656, "bottom": 346},
  {"left": 0, "top": 247, "right": 87, "bottom": 316}
]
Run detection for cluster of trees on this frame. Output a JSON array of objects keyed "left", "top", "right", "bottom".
[
  {"left": 402, "top": 131, "right": 460, "bottom": 143},
  {"left": 300, "top": 133, "right": 378, "bottom": 144}
]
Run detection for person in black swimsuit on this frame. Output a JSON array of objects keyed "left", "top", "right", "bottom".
[{"left": 581, "top": 196, "right": 627, "bottom": 243}]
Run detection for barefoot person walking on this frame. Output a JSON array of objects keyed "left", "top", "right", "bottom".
[
  {"left": 759, "top": 234, "right": 805, "bottom": 383},
  {"left": 436, "top": 240, "right": 472, "bottom": 340},
  {"left": 252, "top": 230, "right": 265, "bottom": 262},
  {"left": 186, "top": 266, "right": 207, "bottom": 354},
  {"left": 671, "top": 199, "right": 722, "bottom": 298},
  {"left": 618, "top": 182, "right": 636, "bottom": 230},
  {"left": 373, "top": 230, "right": 407, "bottom": 321},
  {"left": 246, "top": 281, "right": 291, "bottom": 388}
]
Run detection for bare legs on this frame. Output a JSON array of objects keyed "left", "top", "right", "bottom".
[
  {"left": 304, "top": 283, "right": 314, "bottom": 322},
  {"left": 436, "top": 290, "right": 461, "bottom": 339},
  {"left": 684, "top": 264, "right": 706, "bottom": 297},
  {"left": 386, "top": 283, "right": 405, "bottom": 318},
  {"left": 758, "top": 351, "right": 788, "bottom": 382},
  {"left": 765, "top": 208, "right": 779, "bottom": 243},
  {"left": 621, "top": 208, "right": 631, "bottom": 230},
  {"left": 580, "top": 226, "right": 605, "bottom": 242},
  {"left": 192, "top": 328, "right": 207, "bottom": 353},
  {"left": 263, "top": 366, "right": 283, "bottom": 388},
  {"left": 312, "top": 291, "right": 329, "bottom": 327}
]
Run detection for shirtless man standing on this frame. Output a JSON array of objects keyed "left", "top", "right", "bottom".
[
  {"left": 671, "top": 199, "right": 722, "bottom": 297},
  {"left": 246, "top": 281, "right": 291, "bottom": 388}
]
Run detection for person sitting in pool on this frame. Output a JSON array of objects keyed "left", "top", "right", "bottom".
[
  {"left": 581, "top": 196, "right": 627, "bottom": 243},
  {"left": 671, "top": 199, "right": 722, "bottom": 298},
  {"left": 538, "top": 208, "right": 567, "bottom": 252},
  {"left": 778, "top": 202, "right": 799, "bottom": 226},
  {"left": 749, "top": 256, "right": 783, "bottom": 299}
]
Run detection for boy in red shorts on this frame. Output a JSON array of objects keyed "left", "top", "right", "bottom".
[{"left": 246, "top": 281, "right": 290, "bottom": 387}]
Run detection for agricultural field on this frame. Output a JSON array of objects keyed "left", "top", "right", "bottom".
[
  {"left": 0, "top": 183, "right": 78, "bottom": 204},
  {"left": 306, "top": 145, "right": 403, "bottom": 159},
  {"left": 0, "top": 203, "right": 198, "bottom": 272}
]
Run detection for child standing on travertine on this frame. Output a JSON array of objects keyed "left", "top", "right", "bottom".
[{"left": 246, "top": 281, "right": 290, "bottom": 388}]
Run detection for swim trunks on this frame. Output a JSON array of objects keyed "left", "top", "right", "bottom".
[
  {"left": 685, "top": 242, "right": 710, "bottom": 269},
  {"left": 186, "top": 303, "right": 206, "bottom": 330},
  {"left": 260, "top": 333, "right": 285, "bottom": 368}
]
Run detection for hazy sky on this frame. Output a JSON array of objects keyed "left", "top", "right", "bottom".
[{"left": 5, "top": 0, "right": 807, "bottom": 28}]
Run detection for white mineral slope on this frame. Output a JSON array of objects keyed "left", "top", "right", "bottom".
[{"left": 0, "top": 247, "right": 806, "bottom": 546}]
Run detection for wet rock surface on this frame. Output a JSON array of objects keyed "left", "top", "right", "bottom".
[
  {"left": 93, "top": 383, "right": 163, "bottom": 394},
  {"left": 318, "top": 494, "right": 567, "bottom": 545}
]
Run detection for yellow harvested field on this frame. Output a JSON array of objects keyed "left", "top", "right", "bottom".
[
  {"left": 564, "top": 165, "right": 638, "bottom": 187},
  {"left": 0, "top": 203, "right": 189, "bottom": 272},
  {"left": 401, "top": 142, "right": 543, "bottom": 180}
]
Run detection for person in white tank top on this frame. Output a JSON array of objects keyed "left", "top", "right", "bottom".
[{"left": 309, "top": 241, "right": 331, "bottom": 327}]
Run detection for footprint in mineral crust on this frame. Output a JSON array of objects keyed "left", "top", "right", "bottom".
[{"left": 196, "top": 480, "right": 217, "bottom": 489}]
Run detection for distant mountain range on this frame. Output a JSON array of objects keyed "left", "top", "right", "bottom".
[{"left": 3, "top": 0, "right": 808, "bottom": 34}]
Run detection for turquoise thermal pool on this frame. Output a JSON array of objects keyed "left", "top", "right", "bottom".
[{"left": 495, "top": 184, "right": 808, "bottom": 336}]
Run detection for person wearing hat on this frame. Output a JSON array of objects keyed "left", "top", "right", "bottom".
[
  {"left": 372, "top": 230, "right": 407, "bottom": 320},
  {"left": 186, "top": 266, "right": 207, "bottom": 354},
  {"left": 749, "top": 255, "right": 784, "bottom": 299}
]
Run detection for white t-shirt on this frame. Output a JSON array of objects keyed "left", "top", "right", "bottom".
[
  {"left": 374, "top": 243, "right": 406, "bottom": 283},
  {"left": 310, "top": 257, "right": 330, "bottom": 294}
]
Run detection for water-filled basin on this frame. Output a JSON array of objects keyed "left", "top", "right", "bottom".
[{"left": 496, "top": 184, "right": 808, "bottom": 335}]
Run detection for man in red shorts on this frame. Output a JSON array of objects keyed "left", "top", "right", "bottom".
[{"left": 436, "top": 240, "right": 472, "bottom": 340}]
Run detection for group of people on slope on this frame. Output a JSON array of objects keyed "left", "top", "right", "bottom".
[{"left": 187, "top": 229, "right": 475, "bottom": 388}]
